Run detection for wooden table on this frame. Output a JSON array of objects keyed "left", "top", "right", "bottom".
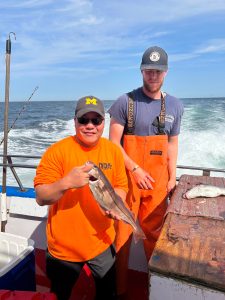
[{"left": 149, "top": 175, "right": 225, "bottom": 299}]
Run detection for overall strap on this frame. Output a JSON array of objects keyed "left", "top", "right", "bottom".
[
  {"left": 125, "top": 91, "right": 167, "bottom": 135},
  {"left": 151, "top": 92, "right": 166, "bottom": 135},
  {"left": 124, "top": 91, "right": 135, "bottom": 135},
  {"left": 158, "top": 92, "right": 166, "bottom": 134}
]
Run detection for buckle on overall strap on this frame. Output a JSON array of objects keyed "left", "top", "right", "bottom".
[{"left": 152, "top": 92, "right": 166, "bottom": 135}]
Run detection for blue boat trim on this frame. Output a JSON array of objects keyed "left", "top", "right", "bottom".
[{"left": 0, "top": 186, "right": 36, "bottom": 198}]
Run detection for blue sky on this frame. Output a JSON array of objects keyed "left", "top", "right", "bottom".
[{"left": 0, "top": 0, "right": 225, "bottom": 101}]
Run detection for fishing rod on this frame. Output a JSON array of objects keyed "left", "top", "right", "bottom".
[{"left": 0, "top": 85, "right": 39, "bottom": 146}]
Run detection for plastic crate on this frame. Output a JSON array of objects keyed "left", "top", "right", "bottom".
[{"left": 0, "top": 232, "right": 36, "bottom": 291}]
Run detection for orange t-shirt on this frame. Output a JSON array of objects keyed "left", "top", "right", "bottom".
[{"left": 34, "top": 136, "right": 128, "bottom": 262}]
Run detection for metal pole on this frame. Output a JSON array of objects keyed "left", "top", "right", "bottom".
[{"left": 1, "top": 32, "right": 16, "bottom": 232}]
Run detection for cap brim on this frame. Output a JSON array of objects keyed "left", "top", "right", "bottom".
[
  {"left": 140, "top": 65, "right": 168, "bottom": 71},
  {"left": 76, "top": 107, "right": 105, "bottom": 118}
]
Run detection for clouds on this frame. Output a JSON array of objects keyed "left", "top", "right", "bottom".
[
  {"left": 196, "top": 39, "right": 225, "bottom": 54},
  {"left": 0, "top": 0, "right": 225, "bottom": 100}
]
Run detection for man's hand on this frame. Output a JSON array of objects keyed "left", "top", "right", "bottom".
[
  {"left": 63, "top": 164, "right": 93, "bottom": 189},
  {"left": 132, "top": 167, "right": 155, "bottom": 190}
]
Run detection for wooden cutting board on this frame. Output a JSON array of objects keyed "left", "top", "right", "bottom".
[{"left": 149, "top": 174, "right": 225, "bottom": 291}]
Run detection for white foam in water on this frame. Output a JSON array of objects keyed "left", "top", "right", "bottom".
[
  {"left": 103, "top": 113, "right": 110, "bottom": 138},
  {"left": 177, "top": 105, "right": 225, "bottom": 177},
  {"left": 0, "top": 99, "right": 224, "bottom": 187},
  {"left": 0, "top": 113, "right": 111, "bottom": 187}
]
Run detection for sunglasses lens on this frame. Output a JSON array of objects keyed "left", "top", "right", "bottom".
[
  {"left": 92, "top": 118, "right": 103, "bottom": 125},
  {"left": 77, "top": 117, "right": 89, "bottom": 125},
  {"left": 77, "top": 117, "right": 103, "bottom": 125}
]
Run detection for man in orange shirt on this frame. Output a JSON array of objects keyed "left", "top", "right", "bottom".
[{"left": 34, "top": 96, "right": 128, "bottom": 300}]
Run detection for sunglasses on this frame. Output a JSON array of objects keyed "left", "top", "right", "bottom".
[{"left": 77, "top": 117, "right": 104, "bottom": 126}]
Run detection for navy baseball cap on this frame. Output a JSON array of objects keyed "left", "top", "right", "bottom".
[{"left": 140, "top": 46, "right": 168, "bottom": 71}]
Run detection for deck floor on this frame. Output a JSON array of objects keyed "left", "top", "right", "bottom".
[{"left": 125, "top": 269, "right": 148, "bottom": 300}]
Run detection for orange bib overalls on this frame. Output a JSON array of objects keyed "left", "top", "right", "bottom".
[
  {"left": 115, "top": 134, "right": 169, "bottom": 257},
  {"left": 115, "top": 93, "right": 169, "bottom": 296}
]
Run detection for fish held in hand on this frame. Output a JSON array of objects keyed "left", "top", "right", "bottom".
[
  {"left": 183, "top": 184, "right": 225, "bottom": 199},
  {"left": 87, "top": 161, "right": 146, "bottom": 243}
]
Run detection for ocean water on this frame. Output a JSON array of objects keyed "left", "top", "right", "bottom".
[{"left": 0, "top": 98, "right": 225, "bottom": 187}]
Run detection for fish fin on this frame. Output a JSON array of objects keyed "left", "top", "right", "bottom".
[{"left": 133, "top": 227, "right": 146, "bottom": 244}]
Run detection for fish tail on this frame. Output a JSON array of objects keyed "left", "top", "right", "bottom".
[{"left": 133, "top": 227, "right": 146, "bottom": 244}]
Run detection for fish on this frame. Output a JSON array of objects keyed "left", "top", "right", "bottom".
[
  {"left": 183, "top": 184, "right": 225, "bottom": 199},
  {"left": 87, "top": 161, "right": 146, "bottom": 243}
]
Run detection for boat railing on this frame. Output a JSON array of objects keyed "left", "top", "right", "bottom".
[
  {"left": 0, "top": 154, "right": 225, "bottom": 192},
  {"left": 176, "top": 164, "right": 225, "bottom": 177},
  {"left": 0, "top": 154, "right": 40, "bottom": 191}
]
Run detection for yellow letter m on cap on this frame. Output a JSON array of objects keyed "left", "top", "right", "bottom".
[{"left": 86, "top": 97, "right": 97, "bottom": 105}]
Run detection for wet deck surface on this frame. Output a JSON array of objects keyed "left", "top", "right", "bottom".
[{"left": 149, "top": 175, "right": 225, "bottom": 292}]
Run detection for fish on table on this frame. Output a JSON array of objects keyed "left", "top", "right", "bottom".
[
  {"left": 183, "top": 184, "right": 225, "bottom": 199},
  {"left": 87, "top": 161, "right": 146, "bottom": 243}
]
